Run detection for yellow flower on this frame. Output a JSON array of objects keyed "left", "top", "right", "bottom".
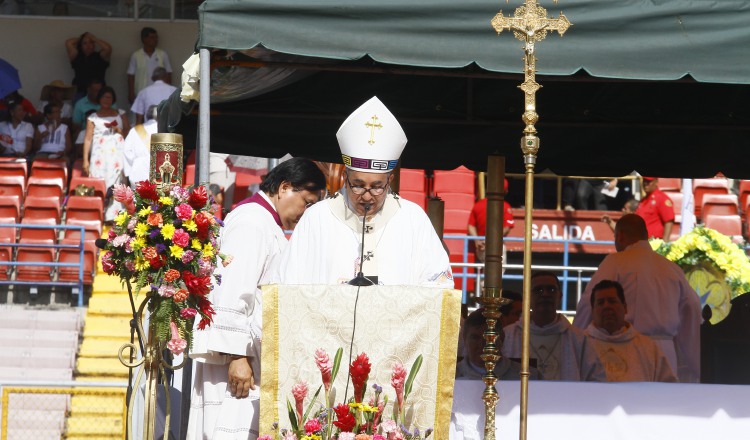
[
  {"left": 649, "top": 239, "right": 664, "bottom": 251},
  {"left": 161, "top": 224, "right": 176, "bottom": 240},
  {"left": 134, "top": 222, "right": 149, "bottom": 238},
  {"left": 135, "top": 257, "right": 150, "bottom": 271},
  {"left": 191, "top": 238, "right": 202, "bottom": 250},
  {"left": 131, "top": 237, "right": 146, "bottom": 251},
  {"left": 170, "top": 245, "right": 184, "bottom": 259},
  {"left": 203, "top": 243, "right": 215, "bottom": 258},
  {"left": 139, "top": 206, "right": 153, "bottom": 217},
  {"left": 183, "top": 218, "right": 198, "bottom": 232},
  {"left": 115, "top": 211, "right": 129, "bottom": 227},
  {"left": 159, "top": 196, "right": 173, "bottom": 206}
]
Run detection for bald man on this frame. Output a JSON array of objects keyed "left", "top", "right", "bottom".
[{"left": 573, "top": 214, "right": 701, "bottom": 382}]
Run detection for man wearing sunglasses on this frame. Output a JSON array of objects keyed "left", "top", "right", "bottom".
[{"left": 278, "top": 96, "right": 453, "bottom": 287}]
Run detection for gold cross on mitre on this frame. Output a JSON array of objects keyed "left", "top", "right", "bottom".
[{"left": 364, "top": 115, "right": 383, "bottom": 145}]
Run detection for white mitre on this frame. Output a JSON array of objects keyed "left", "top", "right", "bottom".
[{"left": 336, "top": 96, "right": 407, "bottom": 173}]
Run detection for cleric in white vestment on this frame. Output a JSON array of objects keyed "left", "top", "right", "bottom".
[
  {"left": 187, "top": 158, "right": 326, "bottom": 440},
  {"left": 278, "top": 96, "right": 453, "bottom": 287}
]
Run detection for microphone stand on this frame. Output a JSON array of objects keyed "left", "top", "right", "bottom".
[{"left": 348, "top": 204, "right": 374, "bottom": 286}]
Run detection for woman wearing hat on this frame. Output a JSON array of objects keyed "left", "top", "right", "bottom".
[{"left": 38, "top": 80, "right": 75, "bottom": 126}]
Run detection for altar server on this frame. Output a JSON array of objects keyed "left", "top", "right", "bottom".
[
  {"left": 277, "top": 96, "right": 453, "bottom": 287},
  {"left": 188, "top": 158, "right": 326, "bottom": 440}
]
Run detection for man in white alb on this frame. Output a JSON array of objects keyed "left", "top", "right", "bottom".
[
  {"left": 278, "top": 96, "right": 453, "bottom": 287},
  {"left": 122, "top": 106, "right": 157, "bottom": 188},
  {"left": 502, "top": 272, "right": 605, "bottom": 381},
  {"left": 573, "top": 214, "right": 701, "bottom": 382},
  {"left": 585, "top": 279, "right": 677, "bottom": 382}
]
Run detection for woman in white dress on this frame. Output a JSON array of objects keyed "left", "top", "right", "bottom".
[{"left": 82, "top": 86, "right": 130, "bottom": 221}]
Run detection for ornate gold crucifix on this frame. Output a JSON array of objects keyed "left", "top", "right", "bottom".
[
  {"left": 365, "top": 115, "right": 383, "bottom": 145},
  {"left": 482, "top": 2, "right": 571, "bottom": 440}
]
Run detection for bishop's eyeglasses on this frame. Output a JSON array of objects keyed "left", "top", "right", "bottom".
[{"left": 347, "top": 178, "right": 389, "bottom": 196}]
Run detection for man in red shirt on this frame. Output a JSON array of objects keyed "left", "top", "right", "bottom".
[
  {"left": 635, "top": 177, "right": 674, "bottom": 240},
  {"left": 467, "top": 178, "right": 514, "bottom": 262}
]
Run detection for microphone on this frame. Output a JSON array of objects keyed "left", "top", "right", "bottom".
[{"left": 348, "top": 204, "right": 374, "bottom": 286}]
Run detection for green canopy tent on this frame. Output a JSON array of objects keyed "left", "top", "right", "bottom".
[{"left": 169, "top": 0, "right": 750, "bottom": 178}]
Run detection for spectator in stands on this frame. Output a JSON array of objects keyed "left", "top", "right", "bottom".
[
  {"left": 72, "top": 77, "right": 106, "bottom": 135},
  {"left": 0, "top": 101, "right": 33, "bottom": 157},
  {"left": 456, "top": 308, "right": 540, "bottom": 380},
  {"left": 82, "top": 86, "right": 129, "bottom": 222},
  {"left": 562, "top": 179, "right": 610, "bottom": 211},
  {"left": 585, "top": 279, "right": 677, "bottom": 382},
  {"left": 602, "top": 198, "right": 639, "bottom": 232},
  {"left": 467, "top": 178, "right": 514, "bottom": 263},
  {"left": 502, "top": 271, "right": 605, "bottom": 381},
  {"left": 499, "top": 290, "right": 523, "bottom": 328},
  {"left": 66, "top": 32, "right": 111, "bottom": 100},
  {"left": 127, "top": 27, "right": 172, "bottom": 104},
  {"left": 33, "top": 103, "right": 72, "bottom": 159},
  {"left": 122, "top": 105, "right": 157, "bottom": 189},
  {"left": 38, "top": 80, "right": 75, "bottom": 126},
  {"left": 1, "top": 91, "right": 39, "bottom": 123},
  {"left": 131, "top": 67, "right": 176, "bottom": 125},
  {"left": 635, "top": 177, "right": 675, "bottom": 240},
  {"left": 573, "top": 214, "right": 701, "bottom": 382}
]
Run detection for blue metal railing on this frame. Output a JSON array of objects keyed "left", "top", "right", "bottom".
[
  {"left": 444, "top": 234, "right": 615, "bottom": 309},
  {"left": 0, "top": 223, "right": 87, "bottom": 306}
]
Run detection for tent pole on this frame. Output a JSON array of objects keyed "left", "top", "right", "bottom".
[{"left": 198, "top": 48, "right": 211, "bottom": 186}]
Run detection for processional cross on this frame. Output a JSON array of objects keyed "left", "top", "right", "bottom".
[
  {"left": 480, "top": 2, "right": 570, "bottom": 440},
  {"left": 365, "top": 115, "right": 383, "bottom": 145}
]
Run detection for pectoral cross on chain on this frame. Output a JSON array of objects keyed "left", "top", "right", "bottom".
[{"left": 365, "top": 115, "right": 383, "bottom": 145}]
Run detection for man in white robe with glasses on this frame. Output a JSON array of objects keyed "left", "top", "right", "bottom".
[{"left": 278, "top": 96, "right": 453, "bottom": 287}]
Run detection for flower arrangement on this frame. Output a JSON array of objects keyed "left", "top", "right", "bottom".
[
  {"left": 261, "top": 348, "right": 432, "bottom": 440},
  {"left": 101, "top": 182, "right": 229, "bottom": 354},
  {"left": 650, "top": 225, "right": 750, "bottom": 299}
]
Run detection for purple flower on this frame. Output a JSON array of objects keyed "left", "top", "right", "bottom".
[
  {"left": 155, "top": 243, "right": 166, "bottom": 254},
  {"left": 149, "top": 229, "right": 161, "bottom": 239},
  {"left": 181, "top": 250, "right": 195, "bottom": 264},
  {"left": 214, "top": 274, "right": 222, "bottom": 285},
  {"left": 197, "top": 258, "right": 213, "bottom": 277},
  {"left": 214, "top": 216, "right": 224, "bottom": 227},
  {"left": 150, "top": 203, "right": 159, "bottom": 212}
]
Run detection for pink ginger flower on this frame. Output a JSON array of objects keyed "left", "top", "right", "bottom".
[
  {"left": 167, "top": 321, "right": 187, "bottom": 355},
  {"left": 175, "top": 203, "right": 194, "bottom": 221},
  {"left": 291, "top": 380, "right": 308, "bottom": 423},
  {"left": 391, "top": 362, "right": 407, "bottom": 408},
  {"left": 113, "top": 183, "right": 134, "bottom": 205},
  {"left": 314, "top": 348, "right": 333, "bottom": 392}
]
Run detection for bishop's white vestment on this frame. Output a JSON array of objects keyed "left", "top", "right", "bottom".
[
  {"left": 278, "top": 190, "right": 453, "bottom": 287},
  {"left": 502, "top": 315, "right": 606, "bottom": 382},
  {"left": 188, "top": 192, "right": 286, "bottom": 440},
  {"left": 585, "top": 323, "right": 677, "bottom": 382}
]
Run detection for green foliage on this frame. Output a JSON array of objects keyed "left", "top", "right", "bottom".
[{"left": 404, "top": 354, "right": 423, "bottom": 401}]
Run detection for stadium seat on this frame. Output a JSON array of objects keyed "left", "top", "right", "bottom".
[
  {"left": 658, "top": 178, "right": 681, "bottom": 192},
  {"left": 703, "top": 214, "right": 743, "bottom": 242},
  {"left": 739, "top": 180, "right": 750, "bottom": 215},
  {"left": 68, "top": 176, "right": 106, "bottom": 202},
  {"left": 398, "top": 190, "right": 427, "bottom": 210},
  {"left": 233, "top": 172, "right": 262, "bottom": 206},
  {"left": 444, "top": 208, "right": 472, "bottom": 231},
  {"left": 693, "top": 178, "right": 729, "bottom": 219},
  {"left": 0, "top": 194, "right": 20, "bottom": 220},
  {"left": 0, "top": 175, "right": 25, "bottom": 202},
  {"left": 0, "top": 159, "right": 28, "bottom": 180},
  {"left": 399, "top": 168, "right": 426, "bottom": 192},
  {"left": 665, "top": 191, "right": 683, "bottom": 216},
  {"left": 434, "top": 166, "right": 475, "bottom": 195},
  {"left": 439, "top": 192, "right": 475, "bottom": 212},
  {"left": 23, "top": 196, "right": 61, "bottom": 222},
  {"left": 30, "top": 159, "right": 67, "bottom": 185},
  {"left": 15, "top": 239, "right": 56, "bottom": 282},
  {"left": 26, "top": 176, "right": 64, "bottom": 201},
  {"left": 702, "top": 193, "right": 739, "bottom": 218},
  {"left": 65, "top": 195, "right": 104, "bottom": 222},
  {"left": 19, "top": 218, "right": 57, "bottom": 243},
  {"left": 64, "top": 218, "right": 102, "bottom": 242},
  {"left": 70, "top": 159, "right": 83, "bottom": 179},
  {"left": 184, "top": 163, "right": 196, "bottom": 186},
  {"left": 0, "top": 218, "right": 16, "bottom": 280},
  {"left": 58, "top": 239, "right": 97, "bottom": 285}
]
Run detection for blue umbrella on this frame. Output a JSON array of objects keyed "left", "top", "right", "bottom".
[{"left": 0, "top": 58, "right": 21, "bottom": 99}]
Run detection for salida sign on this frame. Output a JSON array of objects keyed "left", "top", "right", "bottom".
[{"left": 506, "top": 209, "right": 618, "bottom": 254}]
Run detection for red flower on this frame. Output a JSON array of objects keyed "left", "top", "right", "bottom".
[
  {"left": 333, "top": 404, "right": 356, "bottom": 432},
  {"left": 197, "top": 317, "right": 211, "bottom": 330},
  {"left": 163, "top": 269, "right": 180, "bottom": 282},
  {"left": 350, "top": 353, "right": 371, "bottom": 403},
  {"left": 149, "top": 254, "right": 166, "bottom": 270},
  {"left": 183, "top": 271, "right": 211, "bottom": 296},
  {"left": 304, "top": 419, "right": 322, "bottom": 434},
  {"left": 189, "top": 186, "right": 209, "bottom": 209},
  {"left": 142, "top": 246, "right": 158, "bottom": 261},
  {"left": 136, "top": 181, "right": 159, "bottom": 202},
  {"left": 194, "top": 211, "right": 211, "bottom": 240},
  {"left": 173, "top": 288, "right": 189, "bottom": 302},
  {"left": 196, "top": 295, "right": 215, "bottom": 319}
]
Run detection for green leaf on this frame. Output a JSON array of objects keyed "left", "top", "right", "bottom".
[
  {"left": 331, "top": 347, "right": 344, "bottom": 383},
  {"left": 302, "top": 385, "right": 323, "bottom": 423},
  {"left": 286, "top": 398, "right": 298, "bottom": 432},
  {"left": 403, "top": 355, "right": 423, "bottom": 400}
]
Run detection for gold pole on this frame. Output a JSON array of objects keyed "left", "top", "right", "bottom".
[{"left": 491, "top": 2, "right": 571, "bottom": 439}]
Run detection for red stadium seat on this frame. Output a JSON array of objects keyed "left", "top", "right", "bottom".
[
  {"left": 65, "top": 196, "right": 104, "bottom": 223},
  {"left": 63, "top": 219, "right": 102, "bottom": 243},
  {"left": 19, "top": 218, "right": 57, "bottom": 243},
  {"left": 664, "top": 191, "right": 683, "bottom": 217},
  {"left": 398, "top": 190, "right": 426, "bottom": 210},
  {"left": 184, "top": 164, "right": 196, "bottom": 186},
  {"left": 702, "top": 193, "right": 739, "bottom": 219},
  {"left": 233, "top": 172, "right": 262, "bottom": 206},
  {"left": 68, "top": 177, "right": 106, "bottom": 202},
  {"left": 26, "top": 176, "right": 64, "bottom": 201},
  {"left": 399, "top": 168, "right": 426, "bottom": 192},
  {"left": 0, "top": 159, "right": 28, "bottom": 180},
  {"left": 0, "top": 195, "right": 20, "bottom": 221},
  {"left": 58, "top": 239, "right": 97, "bottom": 285},
  {"left": 0, "top": 219, "right": 16, "bottom": 280},
  {"left": 70, "top": 159, "right": 83, "bottom": 179},
  {"left": 703, "top": 214, "right": 743, "bottom": 242},
  {"left": 23, "top": 196, "right": 61, "bottom": 223},
  {"left": 739, "top": 180, "right": 750, "bottom": 215},
  {"left": 439, "top": 192, "right": 475, "bottom": 212},
  {"left": 0, "top": 175, "right": 25, "bottom": 202},
  {"left": 434, "top": 166, "right": 475, "bottom": 195},
  {"left": 693, "top": 178, "right": 729, "bottom": 219},
  {"left": 444, "top": 208, "right": 471, "bottom": 231},
  {"left": 30, "top": 160, "right": 67, "bottom": 185},
  {"left": 658, "top": 178, "right": 681, "bottom": 192},
  {"left": 15, "top": 239, "right": 55, "bottom": 282}
]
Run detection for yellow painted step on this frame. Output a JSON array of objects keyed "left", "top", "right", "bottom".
[
  {"left": 80, "top": 338, "right": 132, "bottom": 358},
  {"left": 66, "top": 416, "right": 124, "bottom": 436},
  {"left": 93, "top": 274, "right": 129, "bottom": 294},
  {"left": 74, "top": 376, "right": 128, "bottom": 384},
  {"left": 77, "top": 357, "right": 130, "bottom": 377},
  {"left": 66, "top": 437, "right": 122, "bottom": 440},
  {"left": 70, "top": 393, "right": 126, "bottom": 416},
  {"left": 88, "top": 294, "right": 134, "bottom": 316},
  {"left": 83, "top": 316, "right": 131, "bottom": 339}
]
